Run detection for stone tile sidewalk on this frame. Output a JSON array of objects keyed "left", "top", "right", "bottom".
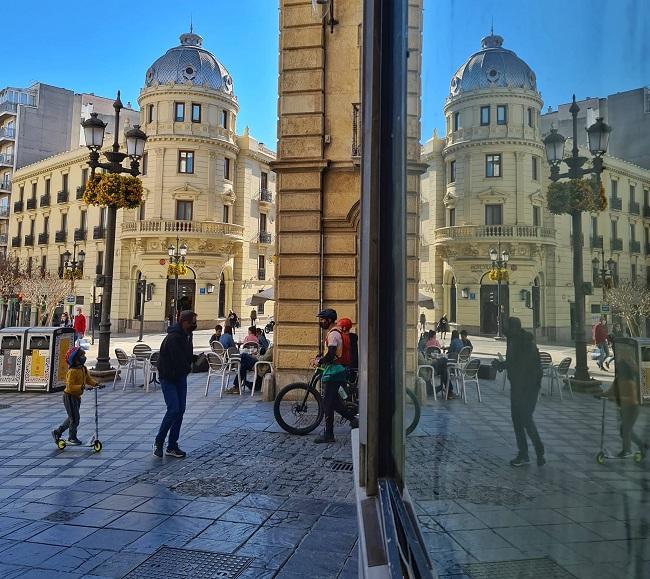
[{"left": 0, "top": 373, "right": 358, "bottom": 578}]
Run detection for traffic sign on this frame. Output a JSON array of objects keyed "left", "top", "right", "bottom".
[
  {"left": 65, "top": 295, "right": 76, "bottom": 305},
  {"left": 601, "top": 304, "right": 610, "bottom": 313}
]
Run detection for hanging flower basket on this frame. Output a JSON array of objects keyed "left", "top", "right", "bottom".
[
  {"left": 547, "top": 178, "right": 606, "bottom": 215},
  {"left": 167, "top": 264, "right": 188, "bottom": 277},
  {"left": 83, "top": 173, "right": 144, "bottom": 209},
  {"left": 488, "top": 268, "right": 509, "bottom": 282},
  {"left": 63, "top": 269, "right": 83, "bottom": 281}
]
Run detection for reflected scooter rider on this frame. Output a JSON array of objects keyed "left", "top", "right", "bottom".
[{"left": 313, "top": 309, "right": 359, "bottom": 444}]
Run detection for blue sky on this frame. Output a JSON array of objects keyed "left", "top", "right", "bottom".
[{"left": 3, "top": 0, "right": 649, "bottom": 146}]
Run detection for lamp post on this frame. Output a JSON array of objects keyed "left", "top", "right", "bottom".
[
  {"left": 543, "top": 95, "right": 611, "bottom": 387},
  {"left": 63, "top": 243, "right": 85, "bottom": 315},
  {"left": 81, "top": 92, "right": 147, "bottom": 373},
  {"left": 489, "top": 242, "right": 509, "bottom": 339},
  {"left": 168, "top": 237, "right": 188, "bottom": 322}
]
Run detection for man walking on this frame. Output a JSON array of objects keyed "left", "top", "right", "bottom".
[
  {"left": 313, "top": 309, "right": 358, "bottom": 444},
  {"left": 73, "top": 307, "right": 86, "bottom": 343},
  {"left": 153, "top": 310, "right": 197, "bottom": 458},
  {"left": 505, "top": 317, "right": 545, "bottom": 467},
  {"left": 593, "top": 317, "right": 609, "bottom": 371}
]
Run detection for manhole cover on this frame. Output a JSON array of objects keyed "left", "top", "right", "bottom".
[
  {"left": 464, "top": 558, "right": 577, "bottom": 579},
  {"left": 123, "top": 546, "right": 253, "bottom": 579},
  {"left": 0, "top": 404, "right": 11, "bottom": 409},
  {"left": 43, "top": 510, "right": 78, "bottom": 522},
  {"left": 329, "top": 460, "right": 354, "bottom": 472},
  {"left": 171, "top": 477, "right": 251, "bottom": 497}
]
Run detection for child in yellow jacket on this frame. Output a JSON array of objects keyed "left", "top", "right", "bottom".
[{"left": 52, "top": 346, "right": 97, "bottom": 446}]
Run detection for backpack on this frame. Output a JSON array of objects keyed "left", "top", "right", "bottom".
[{"left": 326, "top": 328, "right": 356, "bottom": 368}]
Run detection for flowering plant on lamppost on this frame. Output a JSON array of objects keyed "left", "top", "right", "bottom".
[
  {"left": 83, "top": 173, "right": 144, "bottom": 209},
  {"left": 547, "top": 178, "right": 607, "bottom": 215},
  {"left": 488, "top": 268, "right": 509, "bottom": 282}
]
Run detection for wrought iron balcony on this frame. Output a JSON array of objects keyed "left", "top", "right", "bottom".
[
  {"left": 0, "top": 153, "right": 13, "bottom": 166},
  {"left": 629, "top": 201, "right": 640, "bottom": 215},
  {"left": 0, "top": 102, "right": 17, "bottom": 115},
  {"left": 74, "top": 228, "right": 86, "bottom": 242},
  {"left": 26, "top": 197, "right": 36, "bottom": 210},
  {"left": 630, "top": 240, "right": 641, "bottom": 253},
  {"left": 93, "top": 226, "right": 105, "bottom": 240},
  {"left": 258, "top": 268, "right": 266, "bottom": 281},
  {"left": 76, "top": 185, "right": 84, "bottom": 200},
  {"left": 0, "top": 178, "right": 11, "bottom": 192},
  {"left": 258, "top": 231, "right": 273, "bottom": 244},
  {"left": 610, "top": 238, "right": 623, "bottom": 251},
  {"left": 0, "top": 126, "right": 15, "bottom": 140},
  {"left": 0, "top": 233, "right": 6, "bottom": 245},
  {"left": 259, "top": 188, "right": 273, "bottom": 203},
  {"left": 609, "top": 196, "right": 622, "bottom": 211},
  {"left": 590, "top": 235, "right": 603, "bottom": 249},
  {"left": 24, "top": 234, "right": 34, "bottom": 247},
  {"left": 40, "top": 193, "right": 50, "bottom": 207},
  {"left": 38, "top": 233, "right": 49, "bottom": 245},
  {"left": 13, "top": 200, "right": 22, "bottom": 212},
  {"left": 11, "top": 235, "right": 20, "bottom": 247},
  {"left": 57, "top": 190, "right": 68, "bottom": 203},
  {"left": 55, "top": 230, "right": 66, "bottom": 243}
]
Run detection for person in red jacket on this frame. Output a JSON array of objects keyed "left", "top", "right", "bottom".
[
  {"left": 592, "top": 317, "right": 609, "bottom": 371},
  {"left": 73, "top": 307, "right": 87, "bottom": 342}
]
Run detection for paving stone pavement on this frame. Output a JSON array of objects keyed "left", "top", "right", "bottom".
[{"left": 0, "top": 373, "right": 358, "bottom": 579}]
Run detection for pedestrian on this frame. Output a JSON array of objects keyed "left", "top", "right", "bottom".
[
  {"left": 460, "top": 329, "right": 473, "bottom": 352},
  {"left": 250, "top": 308, "right": 257, "bottom": 327},
  {"left": 73, "top": 307, "right": 86, "bottom": 342},
  {"left": 504, "top": 317, "right": 545, "bottom": 467},
  {"left": 219, "top": 325, "right": 237, "bottom": 349},
  {"left": 51, "top": 346, "right": 97, "bottom": 446},
  {"left": 312, "top": 308, "right": 358, "bottom": 443},
  {"left": 419, "top": 312, "right": 427, "bottom": 333},
  {"left": 437, "top": 314, "right": 449, "bottom": 340},
  {"left": 60, "top": 312, "right": 71, "bottom": 328},
  {"left": 153, "top": 310, "right": 197, "bottom": 459},
  {"left": 209, "top": 324, "right": 222, "bottom": 346},
  {"left": 592, "top": 317, "right": 610, "bottom": 371}
]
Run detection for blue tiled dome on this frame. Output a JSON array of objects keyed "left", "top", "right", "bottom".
[
  {"left": 144, "top": 32, "right": 234, "bottom": 95},
  {"left": 449, "top": 34, "right": 537, "bottom": 97}
]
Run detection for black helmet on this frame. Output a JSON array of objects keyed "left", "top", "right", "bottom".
[{"left": 316, "top": 308, "right": 337, "bottom": 321}]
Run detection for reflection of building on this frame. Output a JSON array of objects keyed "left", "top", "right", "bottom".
[
  {"left": 0, "top": 83, "right": 138, "bottom": 256},
  {"left": 9, "top": 31, "right": 276, "bottom": 331},
  {"left": 420, "top": 34, "right": 650, "bottom": 341}
]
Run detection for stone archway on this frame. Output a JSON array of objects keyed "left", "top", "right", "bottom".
[{"left": 165, "top": 266, "right": 196, "bottom": 322}]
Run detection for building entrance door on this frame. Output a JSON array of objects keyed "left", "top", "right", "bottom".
[
  {"left": 218, "top": 273, "right": 226, "bottom": 318},
  {"left": 165, "top": 279, "right": 196, "bottom": 323},
  {"left": 480, "top": 284, "right": 509, "bottom": 334}
]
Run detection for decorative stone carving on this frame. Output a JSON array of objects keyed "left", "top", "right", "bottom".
[
  {"left": 221, "top": 188, "right": 236, "bottom": 205},
  {"left": 477, "top": 187, "right": 507, "bottom": 204},
  {"left": 529, "top": 189, "right": 545, "bottom": 206},
  {"left": 442, "top": 190, "right": 457, "bottom": 208}
]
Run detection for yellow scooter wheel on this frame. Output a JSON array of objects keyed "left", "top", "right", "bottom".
[
  {"left": 57, "top": 439, "right": 66, "bottom": 450},
  {"left": 93, "top": 440, "right": 102, "bottom": 453}
]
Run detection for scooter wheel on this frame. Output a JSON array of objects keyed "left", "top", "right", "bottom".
[
  {"left": 596, "top": 451, "right": 605, "bottom": 465},
  {"left": 93, "top": 440, "right": 103, "bottom": 453},
  {"left": 56, "top": 438, "right": 66, "bottom": 450},
  {"left": 634, "top": 451, "right": 643, "bottom": 463}
]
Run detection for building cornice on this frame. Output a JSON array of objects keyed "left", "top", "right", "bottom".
[
  {"left": 444, "top": 88, "right": 544, "bottom": 111},
  {"left": 138, "top": 84, "right": 240, "bottom": 113},
  {"left": 443, "top": 138, "right": 545, "bottom": 157},
  {"left": 145, "top": 134, "right": 240, "bottom": 155}
]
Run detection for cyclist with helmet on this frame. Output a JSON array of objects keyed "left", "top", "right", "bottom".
[{"left": 313, "top": 309, "right": 359, "bottom": 443}]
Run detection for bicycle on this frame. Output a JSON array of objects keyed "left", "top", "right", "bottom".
[{"left": 273, "top": 367, "right": 420, "bottom": 436}]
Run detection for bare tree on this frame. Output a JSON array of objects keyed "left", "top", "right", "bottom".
[
  {"left": 607, "top": 281, "right": 650, "bottom": 336},
  {"left": 19, "top": 271, "right": 70, "bottom": 326},
  {"left": 0, "top": 254, "right": 21, "bottom": 327}
]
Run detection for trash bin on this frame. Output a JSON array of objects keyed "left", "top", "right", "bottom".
[
  {"left": 0, "top": 327, "right": 30, "bottom": 392},
  {"left": 23, "top": 327, "right": 75, "bottom": 393},
  {"left": 612, "top": 337, "right": 650, "bottom": 405}
]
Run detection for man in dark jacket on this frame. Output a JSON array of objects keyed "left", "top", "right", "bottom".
[
  {"left": 505, "top": 317, "right": 545, "bottom": 467},
  {"left": 153, "top": 310, "right": 197, "bottom": 458}
]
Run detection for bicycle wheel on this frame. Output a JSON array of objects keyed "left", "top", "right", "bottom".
[
  {"left": 405, "top": 387, "right": 421, "bottom": 435},
  {"left": 274, "top": 382, "right": 324, "bottom": 435}
]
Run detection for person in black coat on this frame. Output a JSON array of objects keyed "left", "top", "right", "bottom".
[
  {"left": 153, "top": 310, "right": 197, "bottom": 459},
  {"left": 505, "top": 317, "right": 545, "bottom": 467}
]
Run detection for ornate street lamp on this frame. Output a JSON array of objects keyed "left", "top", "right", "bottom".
[
  {"left": 489, "top": 243, "right": 509, "bottom": 339},
  {"left": 63, "top": 242, "right": 85, "bottom": 314},
  {"left": 543, "top": 95, "right": 611, "bottom": 389},
  {"left": 82, "top": 92, "right": 147, "bottom": 373},
  {"left": 168, "top": 238, "right": 188, "bottom": 322}
]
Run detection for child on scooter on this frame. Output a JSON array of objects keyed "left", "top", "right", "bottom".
[{"left": 52, "top": 346, "right": 97, "bottom": 446}]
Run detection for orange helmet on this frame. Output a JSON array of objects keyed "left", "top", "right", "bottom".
[{"left": 338, "top": 318, "right": 353, "bottom": 332}]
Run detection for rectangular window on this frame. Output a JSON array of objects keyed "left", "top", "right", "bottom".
[
  {"left": 591, "top": 216, "right": 598, "bottom": 237},
  {"left": 448, "top": 208, "right": 456, "bottom": 227},
  {"left": 61, "top": 213, "right": 67, "bottom": 231},
  {"left": 480, "top": 106, "right": 490, "bottom": 126},
  {"left": 176, "top": 200, "right": 193, "bottom": 221},
  {"left": 43, "top": 215, "right": 49, "bottom": 234},
  {"left": 45, "top": 178, "right": 50, "bottom": 195},
  {"left": 611, "top": 179, "right": 618, "bottom": 198},
  {"left": 27, "top": 256, "right": 32, "bottom": 275},
  {"left": 99, "top": 207, "right": 107, "bottom": 229},
  {"left": 191, "top": 103, "right": 201, "bottom": 123},
  {"left": 497, "top": 105, "right": 507, "bottom": 125},
  {"left": 81, "top": 168, "right": 88, "bottom": 188},
  {"left": 224, "top": 157, "right": 231, "bottom": 180},
  {"left": 223, "top": 204, "right": 230, "bottom": 223},
  {"left": 632, "top": 264, "right": 637, "bottom": 283},
  {"left": 80, "top": 210, "right": 87, "bottom": 231},
  {"left": 485, "top": 154, "right": 502, "bottom": 177},
  {"left": 31, "top": 182, "right": 37, "bottom": 199},
  {"left": 485, "top": 204, "right": 503, "bottom": 225},
  {"left": 630, "top": 223, "right": 636, "bottom": 242},
  {"left": 30, "top": 219, "right": 35, "bottom": 235},
  {"left": 453, "top": 111, "right": 460, "bottom": 131},
  {"left": 41, "top": 255, "right": 47, "bottom": 275},
  {"left": 221, "top": 110, "right": 229, "bottom": 129},
  {"left": 259, "top": 213, "right": 267, "bottom": 233},
  {"left": 141, "top": 152, "right": 148, "bottom": 176},
  {"left": 449, "top": 160, "right": 456, "bottom": 183},
  {"left": 261, "top": 172, "right": 268, "bottom": 190},
  {"left": 531, "top": 156, "right": 539, "bottom": 181},
  {"left": 174, "top": 102, "right": 185, "bottom": 122},
  {"left": 533, "top": 206, "right": 541, "bottom": 227},
  {"left": 96, "top": 251, "right": 104, "bottom": 276},
  {"left": 178, "top": 151, "right": 194, "bottom": 174},
  {"left": 527, "top": 107, "right": 534, "bottom": 127},
  {"left": 147, "top": 104, "right": 154, "bottom": 123},
  {"left": 630, "top": 184, "right": 636, "bottom": 203},
  {"left": 611, "top": 220, "right": 617, "bottom": 239},
  {"left": 17, "top": 221, "right": 22, "bottom": 237},
  {"left": 62, "top": 174, "right": 68, "bottom": 193},
  {"left": 258, "top": 255, "right": 265, "bottom": 270},
  {"left": 19, "top": 185, "right": 24, "bottom": 201},
  {"left": 138, "top": 202, "right": 145, "bottom": 221}
]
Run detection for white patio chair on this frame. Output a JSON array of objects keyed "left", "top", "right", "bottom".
[
  {"left": 219, "top": 351, "right": 241, "bottom": 398},
  {"left": 145, "top": 351, "right": 160, "bottom": 392},
  {"left": 113, "top": 348, "right": 136, "bottom": 390},
  {"left": 456, "top": 358, "right": 482, "bottom": 404},
  {"left": 210, "top": 341, "right": 225, "bottom": 356},
  {"left": 252, "top": 360, "right": 273, "bottom": 398},
  {"left": 446, "top": 346, "right": 472, "bottom": 400},
  {"left": 549, "top": 357, "right": 573, "bottom": 400},
  {"left": 205, "top": 352, "right": 226, "bottom": 396},
  {"left": 539, "top": 351, "right": 554, "bottom": 396}
]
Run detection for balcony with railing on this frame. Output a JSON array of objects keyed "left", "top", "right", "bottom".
[
  {"left": 259, "top": 188, "right": 273, "bottom": 204},
  {"left": 40, "top": 193, "right": 50, "bottom": 207},
  {"left": 11, "top": 235, "right": 20, "bottom": 247},
  {"left": 76, "top": 185, "right": 85, "bottom": 200},
  {"left": 57, "top": 190, "right": 68, "bottom": 203},
  {"left": 590, "top": 235, "right": 603, "bottom": 249},
  {"left": 74, "top": 228, "right": 86, "bottom": 242},
  {"left": 24, "top": 234, "right": 34, "bottom": 247},
  {"left": 610, "top": 238, "right": 623, "bottom": 251},
  {"left": 0, "top": 206, "right": 8, "bottom": 218},
  {"left": 434, "top": 224, "right": 556, "bottom": 244},
  {"left": 38, "top": 232, "right": 49, "bottom": 245},
  {"left": 55, "top": 230, "right": 66, "bottom": 243},
  {"left": 0, "top": 232, "right": 6, "bottom": 245},
  {"left": 13, "top": 200, "right": 22, "bottom": 212},
  {"left": 0, "top": 177, "right": 11, "bottom": 192},
  {"left": 121, "top": 219, "right": 245, "bottom": 242},
  {"left": 0, "top": 153, "right": 14, "bottom": 166},
  {"left": 0, "top": 101, "right": 17, "bottom": 115},
  {"left": 26, "top": 197, "right": 36, "bottom": 210},
  {"left": 630, "top": 240, "right": 641, "bottom": 253},
  {"left": 629, "top": 201, "right": 640, "bottom": 215},
  {"left": 258, "top": 268, "right": 266, "bottom": 281},
  {"left": 0, "top": 126, "right": 15, "bottom": 141},
  {"left": 610, "top": 196, "right": 622, "bottom": 211},
  {"left": 257, "top": 231, "right": 273, "bottom": 245},
  {"left": 93, "top": 226, "right": 105, "bottom": 240}
]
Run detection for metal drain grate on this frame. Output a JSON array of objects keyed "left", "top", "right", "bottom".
[
  {"left": 43, "top": 510, "right": 79, "bottom": 522},
  {"left": 123, "top": 547, "right": 253, "bottom": 579},
  {"left": 328, "top": 460, "right": 354, "bottom": 472},
  {"left": 0, "top": 404, "right": 11, "bottom": 409},
  {"left": 464, "top": 558, "right": 577, "bottom": 579}
]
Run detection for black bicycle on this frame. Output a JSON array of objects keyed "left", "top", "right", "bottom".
[{"left": 273, "top": 367, "right": 420, "bottom": 436}]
